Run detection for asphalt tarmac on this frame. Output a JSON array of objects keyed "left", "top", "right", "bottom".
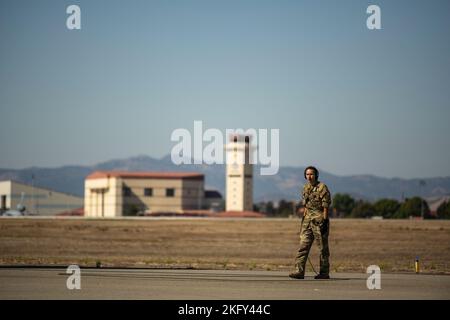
[{"left": 1, "top": 267, "right": 449, "bottom": 300}]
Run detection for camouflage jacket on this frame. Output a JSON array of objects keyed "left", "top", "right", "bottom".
[{"left": 301, "top": 181, "right": 331, "bottom": 214}]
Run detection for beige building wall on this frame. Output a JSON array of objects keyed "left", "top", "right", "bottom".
[
  {"left": 181, "top": 179, "right": 204, "bottom": 210},
  {"left": 84, "top": 177, "right": 121, "bottom": 218},
  {"left": 84, "top": 173, "right": 204, "bottom": 217},
  {"left": 0, "top": 180, "right": 83, "bottom": 215},
  {"left": 120, "top": 177, "right": 184, "bottom": 214},
  {"left": 0, "top": 181, "right": 12, "bottom": 210},
  {"left": 225, "top": 138, "right": 254, "bottom": 211}
]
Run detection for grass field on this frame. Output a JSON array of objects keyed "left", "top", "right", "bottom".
[{"left": 1, "top": 217, "right": 449, "bottom": 274}]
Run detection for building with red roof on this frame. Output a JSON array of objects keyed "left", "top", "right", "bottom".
[{"left": 84, "top": 171, "right": 206, "bottom": 217}]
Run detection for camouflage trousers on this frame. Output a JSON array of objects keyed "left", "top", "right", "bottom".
[{"left": 294, "top": 213, "right": 330, "bottom": 276}]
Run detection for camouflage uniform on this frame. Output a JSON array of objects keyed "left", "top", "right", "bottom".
[{"left": 294, "top": 181, "right": 331, "bottom": 276}]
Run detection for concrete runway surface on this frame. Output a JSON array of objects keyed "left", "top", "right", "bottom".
[{"left": 0, "top": 267, "right": 449, "bottom": 299}]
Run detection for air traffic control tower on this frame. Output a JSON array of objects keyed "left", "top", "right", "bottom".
[{"left": 225, "top": 134, "right": 254, "bottom": 212}]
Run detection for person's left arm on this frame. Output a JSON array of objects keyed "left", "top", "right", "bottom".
[{"left": 321, "top": 185, "right": 331, "bottom": 220}]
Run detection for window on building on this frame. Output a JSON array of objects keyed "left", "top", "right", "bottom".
[
  {"left": 123, "top": 187, "right": 132, "bottom": 197},
  {"left": 166, "top": 188, "right": 175, "bottom": 197},
  {"left": 144, "top": 188, "right": 153, "bottom": 197}
]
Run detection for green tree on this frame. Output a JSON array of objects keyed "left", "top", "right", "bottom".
[
  {"left": 437, "top": 201, "right": 450, "bottom": 219},
  {"left": 350, "top": 200, "right": 375, "bottom": 218},
  {"left": 277, "top": 199, "right": 293, "bottom": 217},
  {"left": 332, "top": 193, "right": 355, "bottom": 217},
  {"left": 265, "top": 201, "right": 275, "bottom": 215},
  {"left": 393, "top": 197, "right": 430, "bottom": 219},
  {"left": 123, "top": 204, "right": 140, "bottom": 216},
  {"left": 373, "top": 199, "right": 400, "bottom": 219}
]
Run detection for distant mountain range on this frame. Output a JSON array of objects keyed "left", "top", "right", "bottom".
[{"left": 1, "top": 155, "right": 450, "bottom": 202}]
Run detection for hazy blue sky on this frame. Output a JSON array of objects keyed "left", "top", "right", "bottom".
[{"left": 1, "top": 0, "right": 449, "bottom": 178}]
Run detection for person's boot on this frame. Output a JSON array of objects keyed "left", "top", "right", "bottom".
[
  {"left": 314, "top": 274, "right": 330, "bottom": 279},
  {"left": 289, "top": 272, "right": 304, "bottom": 279}
]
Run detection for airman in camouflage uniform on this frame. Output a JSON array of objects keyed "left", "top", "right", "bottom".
[{"left": 289, "top": 166, "right": 331, "bottom": 279}]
